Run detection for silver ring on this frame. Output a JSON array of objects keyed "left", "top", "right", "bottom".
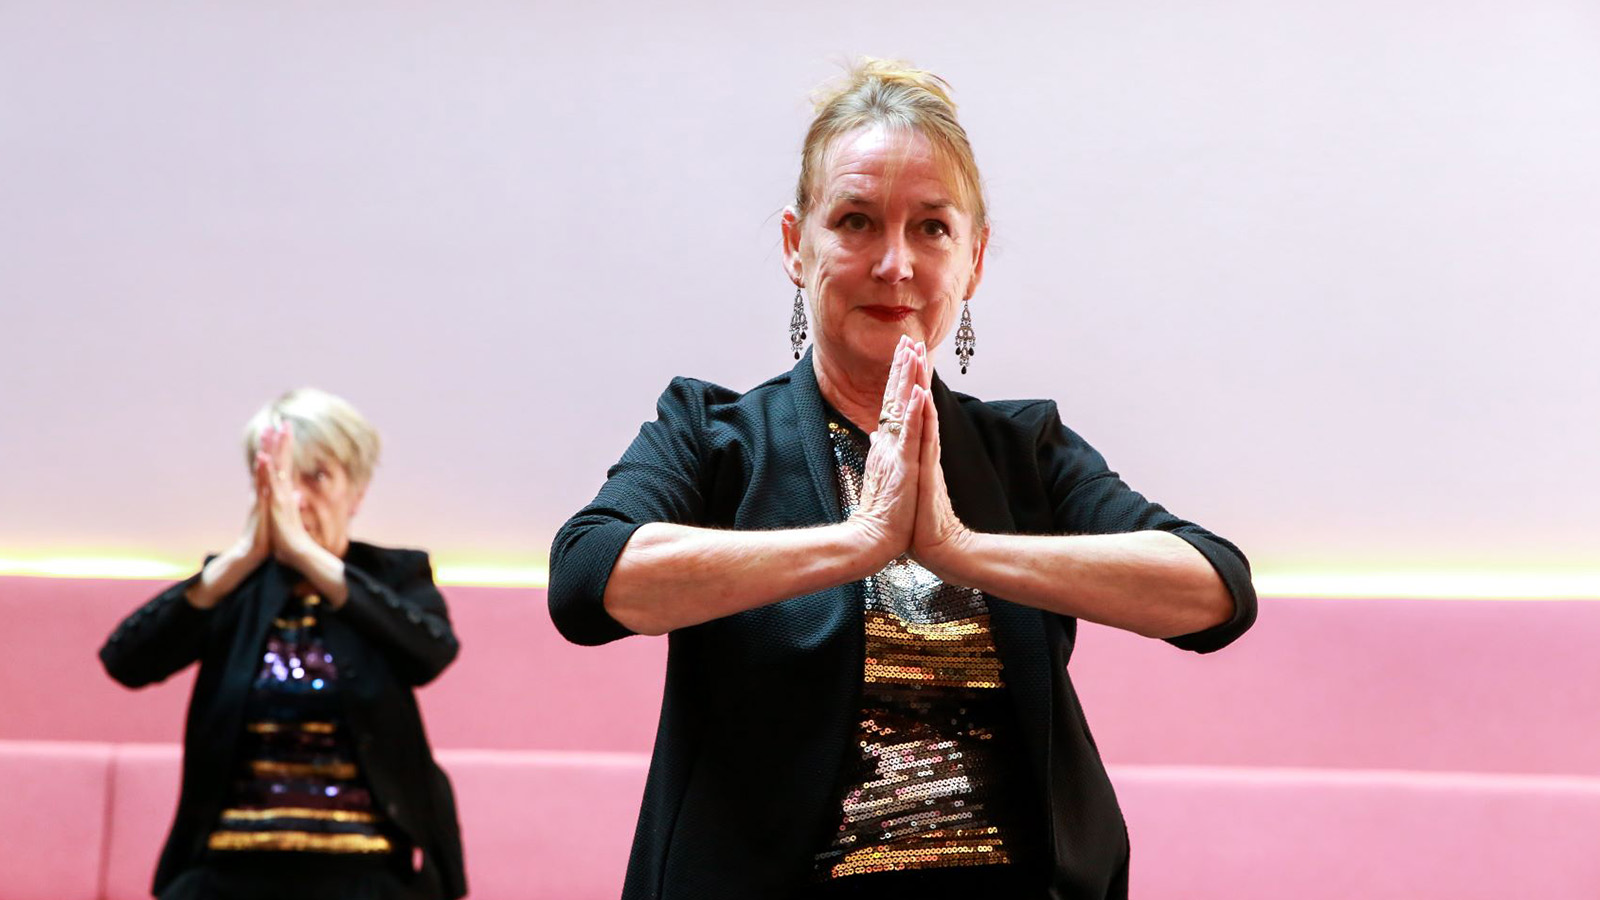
[{"left": 880, "top": 420, "right": 903, "bottom": 435}]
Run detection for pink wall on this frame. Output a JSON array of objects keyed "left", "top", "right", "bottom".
[{"left": 2, "top": 1, "right": 1597, "bottom": 573}]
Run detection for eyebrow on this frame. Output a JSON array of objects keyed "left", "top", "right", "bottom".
[{"left": 830, "top": 191, "right": 958, "bottom": 212}]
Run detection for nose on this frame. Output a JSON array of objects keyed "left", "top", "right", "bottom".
[
  {"left": 871, "top": 232, "right": 913, "bottom": 284},
  {"left": 289, "top": 474, "right": 311, "bottom": 508}
]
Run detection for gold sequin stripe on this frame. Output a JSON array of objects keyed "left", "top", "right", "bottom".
[
  {"left": 864, "top": 614, "right": 1005, "bottom": 688},
  {"left": 245, "top": 721, "right": 337, "bottom": 735},
  {"left": 863, "top": 659, "right": 1004, "bottom": 689},
  {"left": 248, "top": 760, "right": 358, "bottom": 779},
  {"left": 207, "top": 831, "right": 392, "bottom": 854},
  {"left": 219, "top": 807, "right": 378, "bottom": 823},
  {"left": 865, "top": 615, "right": 993, "bottom": 642},
  {"left": 827, "top": 829, "right": 1011, "bottom": 878}
]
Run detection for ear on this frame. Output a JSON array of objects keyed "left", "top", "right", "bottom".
[
  {"left": 349, "top": 482, "right": 368, "bottom": 518},
  {"left": 964, "top": 221, "right": 991, "bottom": 300},
  {"left": 780, "top": 206, "right": 804, "bottom": 286}
]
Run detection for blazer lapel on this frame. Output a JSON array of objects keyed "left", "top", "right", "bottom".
[
  {"left": 932, "top": 374, "right": 1056, "bottom": 789},
  {"left": 228, "top": 563, "right": 291, "bottom": 690},
  {"left": 788, "top": 348, "right": 845, "bottom": 524}
]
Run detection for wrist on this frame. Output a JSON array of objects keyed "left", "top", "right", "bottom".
[
  {"left": 278, "top": 534, "right": 322, "bottom": 568},
  {"left": 917, "top": 525, "right": 980, "bottom": 584},
  {"left": 189, "top": 548, "right": 247, "bottom": 609},
  {"left": 839, "top": 516, "right": 902, "bottom": 580}
]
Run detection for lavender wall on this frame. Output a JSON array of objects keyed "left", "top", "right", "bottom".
[{"left": 2, "top": 1, "right": 1597, "bottom": 575}]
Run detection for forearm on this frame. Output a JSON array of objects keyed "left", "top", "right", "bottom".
[
  {"left": 603, "top": 520, "right": 883, "bottom": 636},
  {"left": 185, "top": 544, "right": 263, "bottom": 609},
  {"left": 934, "top": 530, "right": 1235, "bottom": 639},
  {"left": 102, "top": 576, "right": 214, "bottom": 687},
  {"left": 332, "top": 557, "right": 458, "bottom": 685},
  {"left": 288, "top": 541, "right": 351, "bottom": 607}
]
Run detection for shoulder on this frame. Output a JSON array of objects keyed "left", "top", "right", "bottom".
[
  {"left": 656, "top": 370, "right": 790, "bottom": 415},
  {"left": 945, "top": 389, "right": 1107, "bottom": 470},
  {"left": 946, "top": 389, "right": 1065, "bottom": 444},
  {"left": 650, "top": 370, "right": 797, "bottom": 437},
  {"left": 345, "top": 542, "right": 434, "bottom": 582}
]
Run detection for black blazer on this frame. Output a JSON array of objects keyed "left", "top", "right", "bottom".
[
  {"left": 549, "top": 352, "right": 1257, "bottom": 900},
  {"left": 99, "top": 542, "right": 467, "bottom": 900}
]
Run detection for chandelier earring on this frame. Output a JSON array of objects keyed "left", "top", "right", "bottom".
[
  {"left": 789, "top": 286, "right": 809, "bottom": 360},
  {"left": 954, "top": 298, "right": 976, "bottom": 374}
]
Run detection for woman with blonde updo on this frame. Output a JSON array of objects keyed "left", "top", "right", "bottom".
[{"left": 550, "top": 60, "right": 1256, "bottom": 900}]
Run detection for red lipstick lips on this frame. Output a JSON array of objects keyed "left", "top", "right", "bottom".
[{"left": 861, "top": 306, "right": 914, "bottom": 322}]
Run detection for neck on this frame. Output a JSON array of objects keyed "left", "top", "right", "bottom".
[{"left": 811, "top": 346, "right": 891, "bottom": 433}]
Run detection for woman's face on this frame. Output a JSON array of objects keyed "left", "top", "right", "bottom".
[
  {"left": 783, "top": 125, "right": 987, "bottom": 378},
  {"left": 292, "top": 452, "right": 364, "bottom": 557}
]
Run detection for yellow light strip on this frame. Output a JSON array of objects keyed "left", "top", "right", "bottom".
[
  {"left": 2, "top": 556, "right": 1597, "bottom": 599},
  {"left": 0, "top": 557, "right": 190, "bottom": 579},
  {"left": 431, "top": 563, "right": 549, "bottom": 589},
  {"left": 0, "top": 556, "right": 550, "bottom": 588}
]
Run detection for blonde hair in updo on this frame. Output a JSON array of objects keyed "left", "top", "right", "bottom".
[{"left": 795, "top": 58, "right": 988, "bottom": 231}]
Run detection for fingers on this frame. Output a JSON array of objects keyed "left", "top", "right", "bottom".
[
  {"left": 900, "top": 381, "right": 926, "bottom": 455},
  {"left": 276, "top": 420, "right": 295, "bottom": 470},
  {"left": 256, "top": 452, "right": 274, "bottom": 492},
  {"left": 879, "top": 335, "right": 910, "bottom": 415},
  {"left": 258, "top": 448, "right": 295, "bottom": 518},
  {"left": 895, "top": 344, "right": 918, "bottom": 429},
  {"left": 916, "top": 385, "right": 940, "bottom": 496},
  {"left": 261, "top": 418, "right": 295, "bottom": 481}
]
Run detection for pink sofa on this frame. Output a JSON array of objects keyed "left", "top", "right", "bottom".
[
  {"left": 0, "top": 741, "right": 112, "bottom": 900},
  {"left": 9, "top": 741, "right": 1599, "bottom": 900},
  {"left": 5, "top": 575, "right": 1600, "bottom": 898}
]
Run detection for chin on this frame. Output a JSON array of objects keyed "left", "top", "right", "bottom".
[{"left": 854, "top": 325, "right": 921, "bottom": 355}]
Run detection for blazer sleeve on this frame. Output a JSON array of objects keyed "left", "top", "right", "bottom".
[
  {"left": 548, "top": 377, "right": 709, "bottom": 646},
  {"left": 99, "top": 567, "right": 215, "bottom": 688},
  {"left": 333, "top": 550, "right": 460, "bottom": 686},
  {"left": 1029, "top": 401, "right": 1258, "bottom": 653}
]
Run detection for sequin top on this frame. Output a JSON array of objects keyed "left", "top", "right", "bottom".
[
  {"left": 208, "top": 581, "right": 394, "bottom": 855},
  {"left": 815, "top": 417, "right": 1028, "bottom": 881}
]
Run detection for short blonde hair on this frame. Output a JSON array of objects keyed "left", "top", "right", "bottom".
[
  {"left": 795, "top": 58, "right": 988, "bottom": 231},
  {"left": 242, "top": 388, "right": 381, "bottom": 487}
]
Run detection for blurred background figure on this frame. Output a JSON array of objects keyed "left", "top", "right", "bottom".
[{"left": 100, "top": 389, "right": 465, "bottom": 900}]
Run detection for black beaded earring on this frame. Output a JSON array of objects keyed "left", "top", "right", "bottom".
[
  {"left": 790, "top": 287, "right": 808, "bottom": 359},
  {"left": 954, "top": 298, "right": 976, "bottom": 373}
]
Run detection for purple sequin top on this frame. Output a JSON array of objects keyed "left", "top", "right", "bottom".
[{"left": 207, "top": 582, "right": 394, "bottom": 855}]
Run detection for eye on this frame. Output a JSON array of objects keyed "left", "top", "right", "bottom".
[
  {"left": 837, "top": 212, "right": 872, "bottom": 232},
  {"left": 920, "top": 219, "right": 951, "bottom": 238}
]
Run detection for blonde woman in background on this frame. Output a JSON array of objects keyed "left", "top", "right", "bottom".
[
  {"left": 101, "top": 389, "right": 465, "bottom": 900},
  {"left": 551, "top": 61, "right": 1257, "bottom": 900}
]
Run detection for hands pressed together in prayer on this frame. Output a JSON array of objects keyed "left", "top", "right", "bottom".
[
  {"left": 849, "top": 334, "right": 972, "bottom": 581},
  {"left": 185, "top": 422, "right": 349, "bottom": 610}
]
